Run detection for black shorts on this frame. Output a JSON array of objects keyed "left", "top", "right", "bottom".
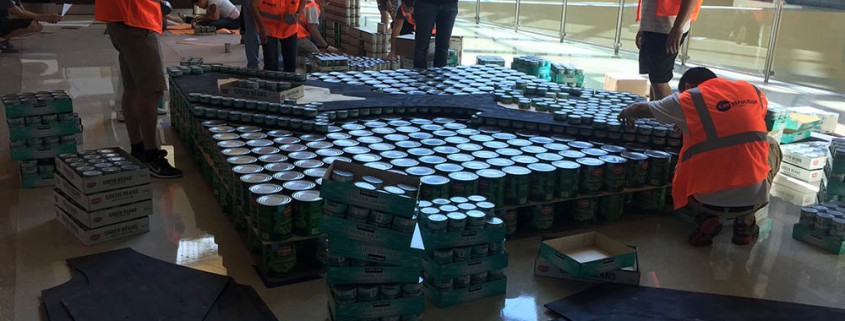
[
  {"left": 0, "top": 19, "right": 33, "bottom": 38},
  {"left": 639, "top": 31, "right": 688, "bottom": 84}
]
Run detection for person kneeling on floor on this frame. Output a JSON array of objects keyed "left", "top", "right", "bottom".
[
  {"left": 617, "top": 67, "right": 782, "bottom": 246},
  {"left": 0, "top": 0, "right": 61, "bottom": 53},
  {"left": 185, "top": 0, "right": 240, "bottom": 30}
]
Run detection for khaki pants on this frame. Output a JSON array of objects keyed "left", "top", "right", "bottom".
[{"left": 689, "top": 136, "right": 782, "bottom": 225}]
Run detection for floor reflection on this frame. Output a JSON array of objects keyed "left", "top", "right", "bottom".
[{"left": 501, "top": 294, "right": 539, "bottom": 321}]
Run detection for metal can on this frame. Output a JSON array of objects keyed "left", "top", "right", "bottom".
[
  {"left": 331, "top": 169, "right": 355, "bottom": 182},
  {"left": 551, "top": 160, "right": 580, "bottom": 199},
  {"left": 447, "top": 171, "right": 479, "bottom": 197},
  {"left": 471, "top": 243, "right": 490, "bottom": 259},
  {"left": 323, "top": 199, "right": 348, "bottom": 217},
  {"left": 256, "top": 194, "right": 293, "bottom": 241},
  {"left": 475, "top": 169, "right": 505, "bottom": 206},
  {"left": 249, "top": 183, "right": 284, "bottom": 229},
  {"left": 391, "top": 216, "right": 416, "bottom": 233},
  {"left": 434, "top": 277, "right": 454, "bottom": 290},
  {"left": 527, "top": 163, "right": 556, "bottom": 202},
  {"left": 815, "top": 213, "right": 834, "bottom": 231},
  {"left": 799, "top": 207, "right": 818, "bottom": 227},
  {"left": 357, "top": 285, "right": 380, "bottom": 302},
  {"left": 636, "top": 188, "right": 668, "bottom": 211},
  {"left": 598, "top": 194, "right": 625, "bottom": 221},
  {"left": 645, "top": 150, "right": 672, "bottom": 186},
  {"left": 831, "top": 218, "right": 845, "bottom": 238},
  {"left": 502, "top": 166, "right": 530, "bottom": 205},
  {"left": 420, "top": 175, "right": 450, "bottom": 200},
  {"left": 402, "top": 277, "right": 424, "bottom": 297},
  {"left": 433, "top": 248, "right": 454, "bottom": 264},
  {"left": 332, "top": 285, "right": 357, "bottom": 302},
  {"left": 621, "top": 151, "right": 649, "bottom": 188},
  {"left": 488, "top": 269, "right": 505, "bottom": 281},
  {"left": 447, "top": 212, "right": 467, "bottom": 232},
  {"left": 380, "top": 284, "right": 402, "bottom": 299},
  {"left": 369, "top": 210, "right": 394, "bottom": 228},
  {"left": 577, "top": 158, "right": 605, "bottom": 194},
  {"left": 265, "top": 243, "right": 297, "bottom": 276},
  {"left": 454, "top": 274, "right": 471, "bottom": 289},
  {"left": 453, "top": 246, "right": 470, "bottom": 262},
  {"left": 471, "top": 272, "right": 489, "bottom": 285},
  {"left": 572, "top": 198, "right": 597, "bottom": 223},
  {"left": 529, "top": 204, "right": 555, "bottom": 231},
  {"left": 465, "top": 210, "right": 486, "bottom": 230},
  {"left": 427, "top": 214, "right": 448, "bottom": 232},
  {"left": 599, "top": 155, "right": 627, "bottom": 192},
  {"left": 292, "top": 190, "right": 323, "bottom": 236},
  {"left": 497, "top": 208, "right": 519, "bottom": 235}
]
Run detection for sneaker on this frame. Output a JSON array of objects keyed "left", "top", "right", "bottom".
[
  {"left": 732, "top": 221, "right": 760, "bottom": 245},
  {"left": 157, "top": 106, "right": 167, "bottom": 115},
  {"left": 144, "top": 151, "right": 183, "bottom": 179},
  {"left": 688, "top": 214, "right": 723, "bottom": 246},
  {"left": 0, "top": 41, "right": 19, "bottom": 53},
  {"left": 131, "top": 148, "right": 167, "bottom": 161}
]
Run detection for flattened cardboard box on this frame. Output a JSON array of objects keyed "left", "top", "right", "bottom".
[
  {"left": 55, "top": 148, "right": 150, "bottom": 194},
  {"left": 54, "top": 189, "right": 153, "bottom": 229},
  {"left": 57, "top": 207, "right": 150, "bottom": 246},
  {"left": 56, "top": 173, "right": 153, "bottom": 211}
]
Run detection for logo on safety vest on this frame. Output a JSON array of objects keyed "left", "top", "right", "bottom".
[{"left": 716, "top": 101, "right": 732, "bottom": 112}]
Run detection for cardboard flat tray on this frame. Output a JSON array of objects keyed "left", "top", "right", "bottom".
[{"left": 539, "top": 231, "right": 637, "bottom": 278}]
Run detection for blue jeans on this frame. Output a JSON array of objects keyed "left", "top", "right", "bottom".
[
  {"left": 203, "top": 17, "right": 240, "bottom": 30},
  {"left": 241, "top": 0, "right": 260, "bottom": 68},
  {"left": 413, "top": 1, "right": 458, "bottom": 68}
]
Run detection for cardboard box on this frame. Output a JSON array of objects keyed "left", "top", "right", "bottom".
[
  {"left": 788, "top": 106, "right": 838, "bottom": 134},
  {"left": 604, "top": 73, "right": 650, "bottom": 97},
  {"left": 780, "top": 162, "right": 825, "bottom": 182},
  {"left": 534, "top": 256, "right": 640, "bottom": 285},
  {"left": 55, "top": 149, "right": 151, "bottom": 194},
  {"left": 539, "top": 232, "right": 637, "bottom": 278},
  {"left": 771, "top": 181, "right": 820, "bottom": 206},
  {"left": 420, "top": 225, "right": 506, "bottom": 251},
  {"left": 21, "top": 175, "right": 55, "bottom": 188},
  {"left": 421, "top": 252, "right": 509, "bottom": 279},
  {"left": 424, "top": 277, "right": 507, "bottom": 308},
  {"left": 773, "top": 173, "right": 823, "bottom": 194},
  {"left": 328, "top": 294, "right": 425, "bottom": 321},
  {"left": 320, "top": 161, "right": 420, "bottom": 218},
  {"left": 55, "top": 174, "right": 153, "bottom": 211},
  {"left": 326, "top": 265, "right": 421, "bottom": 285},
  {"left": 10, "top": 142, "right": 79, "bottom": 160},
  {"left": 8, "top": 118, "right": 80, "bottom": 139},
  {"left": 56, "top": 207, "right": 150, "bottom": 246},
  {"left": 792, "top": 223, "right": 845, "bottom": 255},
  {"left": 54, "top": 189, "right": 152, "bottom": 229},
  {"left": 328, "top": 234, "right": 424, "bottom": 268},
  {"left": 3, "top": 98, "right": 73, "bottom": 118},
  {"left": 780, "top": 128, "right": 813, "bottom": 144},
  {"left": 781, "top": 142, "right": 829, "bottom": 170},
  {"left": 319, "top": 215, "right": 415, "bottom": 250},
  {"left": 218, "top": 79, "right": 305, "bottom": 103}
]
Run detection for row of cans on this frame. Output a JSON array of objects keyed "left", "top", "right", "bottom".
[
  {"left": 1, "top": 90, "right": 71, "bottom": 106},
  {"left": 429, "top": 239, "right": 506, "bottom": 265},
  {"left": 11, "top": 133, "right": 78, "bottom": 148},
  {"left": 19, "top": 158, "right": 57, "bottom": 177},
  {"left": 172, "top": 61, "right": 308, "bottom": 82},
  {"left": 57, "top": 150, "right": 142, "bottom": 176},
  {"left": 331, "top": 280, "right": 424, "bottom": 304},
  {"left": 6, "top": 112, "right": 77, "bottom": 127},
  {"left": 256, "top": 236, "right": 327, "bottom": 276},
  {"left": 427, "top": 269, "right": 505, "bottom": 291},
  {"left": 323, "top": 199, "right": 417, "bottom": 233},
  {"left": 232, "top": 78, "right": 293, "bottom": 92},
  {"left": 800, "top": 203, "right": 845, "bottom": 239}
]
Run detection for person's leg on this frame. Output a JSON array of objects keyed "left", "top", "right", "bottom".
[
  {"left": 297, "top": 38, "right": 319, "bottom": 67},
  {"left": 641, "top": 31, "right": 685, "bottom": 100},
  {"left": 732, "top": 137, "right": 782, "bottom": 245},
  {"left": 242, "top": 0, "right": 261, "bottom": 68},
  {"left": 204, "top": 17, "right": 240, "bottom": 30},
  {"left": 413, "top": 1, "right": 437, "bottom": 69},
  {"left": 262, "top": 37, "right": 281, "bottom": 71},
  {"left": 686, "top": 197, "right": 724, "bottom": 247},
  {"left": 280, "top": 34, "right": 298, "bottom": 72},
  {"left": 432, "top": 2, "right": 458, "bottom": 67},
  {"left": 1, "top": 19, "right": 42, "bottom": 48}
]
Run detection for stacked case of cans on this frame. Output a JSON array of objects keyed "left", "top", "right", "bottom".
[
  {"left": 770, "top": 141, "right": 829, "bottom": 206},
  {"left": 475, "top": 55, "right": 506, "bottom": 67},
  {"left": 511, "top": 56, "right": 551, "bottom": 80},
  {"left": 549, "top": 63, "right": 585, "bottom": 88},
  {"left": 823, "top": 138, "right": 845, "bottom": 203},
  {"left": 319, "top": 162, "right": 425, "bottom": 321},
  {"left": 794, "top": 202, "right": 845, "bottom": 254},
  {"left": 2, "top": 90, "right": 81, "bottom": 188},
  {"left": 417, "top": 196, "right": 508, "bottom": 307},
  {"left": 53, "top": 148, "right": 153, "bottom": 245}
]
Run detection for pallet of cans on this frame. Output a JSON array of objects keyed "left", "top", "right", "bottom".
[
  {"left": 794, "top": 203, "right": 845, "bottom": 254},
  {"left": 2, "top": 90, "right": 82, "bottom": 187},
  {"left": 512, "top": 56, "right": 551, "bottom": 80},
  {"left": 218, "top": 77, "right": 303, "bottom": 103},
  {"left": 417, "top": 196, "right": 508, "bottom": 307},
  {"left": 320, "top": 161, "right": 425, "bottom": 321},
  {"left": 476, "top": 55, "right": 506, "bottom": 67},
  {"left": 53, "top": 148, "right": 153, "bottom": 245},
  {"left": 549, "top": 63, "right": 585, "bottom": 88}
]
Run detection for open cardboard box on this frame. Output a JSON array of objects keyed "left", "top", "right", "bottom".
[
  {"left": 539, "top": 231, "right": 637, "bottom": 278},
  {"left": 534, "top": 246, "right": 640, "bottom": 285}
]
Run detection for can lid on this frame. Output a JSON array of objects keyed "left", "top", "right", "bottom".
[
  {"left": 288, "top": 151, "right": 318, "bottom": 160},
  {"left": 252, "top": 147, "right": 280, "bottom": 155},
  {"left": 258, "top": 194, "right": 293, "bottom": 206},
  {"left": 306, "top": 141, "right": 334, "bottom": 149},
  {"left": 476, "top": 168, "right": 506, "bottom": 179},
  {"left": 364, "top": 162, "right": 393, "bottom": 171},
  {"left": 342, "top": 123, "right": 366, "bottom": 131},
  {"left": 357, "top": 136, "right": 382, "bottom": 144},
  {"left": 447, "top": 212, "right": 467, "bottom": 220},
  {"left": 408, "top": 148, "right": 435, "bottom": 157},
  {"left": 527, "top": 163, "right": 556, "bottom": 172},
  {"left": 273, "top": 171, "right": 306, "bottom": 181},
  {"left": 560, "top": 150, "right": 586, "bottom": 159},
  {"left": 507, "top": 139, "right": 532, "bottom": 147},
  {"left": 234, "top": 164, "right": 265, "bottom": 174},
  {"left": 492, "top": 132, "right": 517, "bottom": 140},
  {"left": 472, "top": 150, "right": 499, "bottom": 159},
  {"left": 293, "top": 190, "right": 322, "bottom": 202},
  {"left": 461, "top": 161, "right": 490, "bottom": 170},
  {"left": 353, "top": 154, "right": 382, "bottom": 163},
  {"left": 227, "top": 156, "right": 258, "bottom": 165},
  {"left": 294, "top": 159, "right": 324, "bottom": 169},
  {"left": 384, "top": 134, "right": 410, "bottom": 142},
  {"left": 457, "top": 143, "right": 483, "bottom": 152},
  {"left": 421, "top": 175, "right": 450, "bottom": 185},
  {"left": 407, "top": 166, "right": 436, "bottom": 176},
  {"left": 435, "top": 163, "right": 464, "bottom": 173},
  {"left": 246, "top": 139, "right": 274, "bottom": 148},
  {"left": 502, "top": 166, "right": 530, "bottom": 176},
  {"left": 372, "top": 127, "right": 397, "bottom": 135},
  {"left": 466, "top": 210, "right": 486, "bottom": 219},
  {"left": 383, "top": 186, "right": 406, "bottom": 195},
  {"left": 543, "top": 143, "right": 570, "bottom": 152},
  {"left": 304, "top": 168, "right": 327, "bottom": 178},
  {"left": 250, "top": 183, "right": 283, "bottom": 194},
  {"left": 284, "top": 180, "right": 317, "bottom": 191},
  {"left": 381, "top": 150, "right": 409, "bottom": 159},
  {"left": 222, "top": 148, "right": 251, "bottom": 156},
  {"left": 486, "top": 158, "right": 515, "bottom": 167},
  {"left": 241, "top": 133, "right": 268, "bottom": 140},
  {"left": 259, "top": 154, "right": 288, "bottom": 163},
  {"left": 800, "top": 207, "right": 818, "bottom": 214},
  {"left": 213, "top": 133, "right": 240, "bottom": 141},
  {"left": 521, "top": 146, "right": 548, "bottom": 154},
  {"left": 620, "top": 151, "right": 648, "bottom": 161},
  {"left": 420, "top": 155, "right": 447, "bottom": 165},
  {"left": 528, "top": 136, "right": 554, "bottom": 144},
  {"left": 268, "top": 130, "right": 294, "bottom": 138},
  {"left": 645, "top": 150, "right": 671, "bottom": 159},
  {"left": 600, "top": 145, "right": 626, "bottom": 154},
  {"left": 429, "top": 214, "right": 448, "bottom": 223},
  {"left": 396, "top": 141, "right": 423, "bottom": 149},
  {"left": 396, "top": 126, "right": 421, "bottom": 133},
  {"left": 333, "top": 139, "right": 359, "bottom": 148},
  {"left": 576, "top": 157, "right": 605, "bottom": 167},
  {"left": 511, "top": 155, "right": 539, "bottom": 165},
  {"left": 434, "top": 146, "right": 460, "bottom": 154},
  {"left": 482, "top": 141, "right": 509, "bottom": 150},
  {"left": 314, "top": 148, "right": 342, "bottom": 157},
  {"left": 568, "top": 141, "right": 594, "bottom": 149},
  {"left": 582, "top": 148, "right": 609, "bottom": 157},
  {"left": 447, "top": 153, "right": 475, "bottom": 163},
  {"left": 552, "top": 160, "right": 580, "bottom": 170},
  {"left": 599, "top": 155, "right": 627, "bottom": 164},
  {"left": 391, "top": 158, "right": 420, "bottom": 168}
]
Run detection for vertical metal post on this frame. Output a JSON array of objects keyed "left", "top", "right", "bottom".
[
  {"left": 764, "top": 0, "right": 785, "bottom": 82},
  {"left": 514, "top": 0, "right": 522, "bottom": 30},
  {"left": 680, "top": 26, "right": 692, "bottom": 66},
  {"left": 559, "top": 0, "right": 569, "bottom": 42},
  {"left": 612, "top": 0, "right": 625, "bottom": 56},
  {"left": 475, "top": 0, "right": 481, "bottom": 24}
]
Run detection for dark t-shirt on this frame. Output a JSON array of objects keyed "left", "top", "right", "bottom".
[{"left": 0, "top": 0, "right": 23, "bottom": 21}]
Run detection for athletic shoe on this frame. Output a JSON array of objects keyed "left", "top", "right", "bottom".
[
  {"left": 131, "top": 148, "right": 167, "bottom": 161},
  {"left": 157, "top": 106, "right": 167, "bottom": 115},
  {"left": 732, "top": 221, "right": 760, "bottom": 245},
  {"left": 144, "top": 151, "right": 183, "bottom": 179},
  {"left": 0, "top": 41, "right": 19, "bottom": 53},
  {"left": 688, "top": 214, "right": 723, "bottom": 246}
]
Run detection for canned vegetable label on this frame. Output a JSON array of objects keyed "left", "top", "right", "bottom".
[
  {"left": 572, "top": 198, "right": 597, "bottom": 223},
  {"left": 502, "top": 166, "right": 530, "bottom": 205},
  {"left": 527, "top": 163, "right": 556, "bottom": 202},
  {"left": 599, "top": 155, "right": 627, "bottom": 192},
  {"left": 576, "top": 158, "right": 605, "bottom": 194},
  {"left": 257, "top": 194, "right": 293, "bottom": 241}
]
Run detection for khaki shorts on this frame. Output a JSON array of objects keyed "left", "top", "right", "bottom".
[{"left": 106, "top": 22, "right": 166, "bottom": 92}]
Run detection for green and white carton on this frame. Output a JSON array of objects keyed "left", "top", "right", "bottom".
[{"left": 539, "top": 231, "right": 637, "bottom": 278}]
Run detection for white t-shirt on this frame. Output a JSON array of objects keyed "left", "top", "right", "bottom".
[
  {"left": 303, "top": 5, "right": 319, "bottom": 24},
  {"left": 647, "top": 93, "right": 770, "bottom": 207},
  {"left": 639, "top": 0, "right": 691, "bottom": 34},
  {"left": 209, "top": 0, "right": 240, "bottom": 20}
]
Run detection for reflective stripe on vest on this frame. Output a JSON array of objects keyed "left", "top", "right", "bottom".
[
  {"left": 258, "top": 0, "right": 300, "bottom": 39},
  {"left": 636, "top": 0, "right": 704, "bottom": 23},
  {"left": 681, "top": 87, "right": 767, "bottom": 161}
]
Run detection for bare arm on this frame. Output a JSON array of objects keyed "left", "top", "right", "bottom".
[
  {"left": 388, "top": 15, "right": 405, "bottom": 58},
  {"left": 617, "top": 102, "right": 655, "bottom": 128},
  {"left": 306, "top": 24, "right": 328, "bottom": 48},
  {"left": 666, "top": 0, "right": 697, "bottom": 54},
  {"left": 205, "top": 4, "right": 221, "bottom": 21},
  {"left": 9, "top": 6, "right": 61, "bottom": 23}
]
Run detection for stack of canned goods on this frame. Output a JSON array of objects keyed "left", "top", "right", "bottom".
[
  {"left": 329, "top": 280, "right": 424, "bottom": 321},
  {"left": 549, "top": 62, "right": 585, "bottom": 88},
  {"left": 170, "top": 61, "right": 307, "bottom": 82},
  {"left": 230, "top": 78, "right": 293, "bottom": 92},
  {"left": 416, "top": 195, "right": 498, "bottom": 231},
  {"left": 192, "top": 25, "right": 217, "bottom": 34},
  {"left": 475, "top": 55, "right": 506, "bottom": 67},
  {"left": 798, "top": 203, "right": 845, "bottom": 240},
  {"left": 511, "top": 56, "right": 551, "bottom": 79},
  {"left": 188, "top": 93, "right": 330, "bottom": 133},
  {"left": 1, "top": 90, "right": 72, "bottom": 107},
  {"left": 56, "top": 149, "right": 142, "bottom": 176}
]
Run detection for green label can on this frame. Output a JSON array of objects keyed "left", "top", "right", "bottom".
[
  {"left": 645, "top": 150, "right": 672, "bottom": 186},
  {"left": 448, "top": 171, "right": 479, "bottom": 197},
  {"left": 528, "top": 163, "right": 556, "bottom": 202},
  {"left": 264, "top": 243, "right": 297, "bottom": 276},
  {"left": 552, "top": 160, "right": 580, "bottom": 199},
  {"left": 637, "top": 187, "right": 668, "bottom": 211},
  {"left": 476, "top": 169, "right": 505, "bottom": 206},
  {"left": 249, "top": 183, "right": 284, "bottom": 230},
  {"left": 503, "top": 166, "right": 531, "bottom": 205},
  {"left": 496, "top": 208, "right": 519, "bottom": 235},
  {"left": 621, "top": 151, "right": 648, "bottom": 188},
  {"left": 572, "top": 198, "right": 597, "bottom": 223},
  {"left": 529, "top": 204, "right": 555, "bottom": 231},
  {"left": 420, "top": 175, "right": 450, "bottom": 200},
  {"left": 599, "top": 155, "right": 627, "bottom": 192},
  {"left": 292, "top": 190, "right": 324, "bottom": 236},
  {"left": 257, "top": 194, "right": 293, "bottom": 241},
  {"left": 577, "top": 158, "right": 605, "bottom": 195},
  {"left": 598, "top": 194, "right": 625, "bottom": 221}
]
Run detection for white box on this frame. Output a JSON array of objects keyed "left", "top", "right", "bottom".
[
  {"left": 54, "top": 189, "right": 152, "bottom": 229},
  {"left": 771, "top": 181, "right": 819, "bottom": 206},
  {"left": 533, "top": 254, "right": 640, "bottom": 286},
  {"left": 56, "top": 173, "right": 153, "bottom": 211},
  {"left": 781, "top": 142, "right": 829, "bottom": 170},
  {"left": 57, "top": 207, "right": 150, "bottom": 246},
  {"left": 604, "top": 73, "right": 650, "bottom": 97},
  {"left": 780, "top": 162, "right": 825, "bottom": 182},
  {"left": 54, "top": 148, "right": 150, "bottom": 194},
  {"left": 788, "top": 106, "right": 839, "bottom": 134},
  {"left": 773, "top": 173, "right": 822, "bottom": 194}
]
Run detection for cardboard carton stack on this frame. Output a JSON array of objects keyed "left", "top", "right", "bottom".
[
  {"left": 53, "top": 148, "right": 153, "bottom": 245},
  {"left": 537, "top": 231, "right": 639, "bottom": 283},
  {"left": 319, "top": 162, "right": 425, "bottom": 321},
  {"left": 823, "top": 138, "right": 845, "bottom": 203},
  {"left": 324, "top": 0, "right": 361, "bottom": 51},
  {"left": 2, "top": 91, "right": 82, "bottom": 188},
  {"left": 772, "top": 141, "right": 829, "bottom": 206},
  {"left": 767, "top": 106, "right": 826, "bottom": 144},
  {"left": 417, "top": 196, "right": 508, "bottom": 307}
]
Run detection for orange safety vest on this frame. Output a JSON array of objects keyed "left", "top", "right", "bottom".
[
  {"left": 258, "top": 0, "right": 301, "bottom": 39},
  {"left": 636, "top": 0, "right": 703, "bottom": 22},
  {"left": 401, "top": 6, "right": 435, "bottom": 35},
  {"left": 672, "top": 78, "right": 770, "bottom": 209},
  {"left": 95, "top": 0, "right": 163, "bottom": 34},
  {"left": 297, "top": 1, "right": 320, "bottom": 39}
]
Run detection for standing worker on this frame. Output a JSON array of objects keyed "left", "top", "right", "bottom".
[
  {"left": 241, "top": 0, "right": 261, "bottom": 68},
  {"left": 296, "top": 0, "right": 338, "bottom": 61},
  {"left": 412, "top": 0, "right": 457, "bottom": 69},
  {"left": 636, "top": 0, "right": 703, "bottom": 100},
  {"left": 252, "top": 0, "right": 302, "bottom": 72},
  {"left": 617, "top": 67, "right": 781, "bottom": 246},
  {"left": 96, "top": 0, "right": 183, "bottom": 178},
  {"left": 387, "top": 1, "right": 434, "bottom": 59}
]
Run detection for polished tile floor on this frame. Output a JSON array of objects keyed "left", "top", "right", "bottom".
[{"left": 2, "top": 15, "right": 845, "bottom": 321}]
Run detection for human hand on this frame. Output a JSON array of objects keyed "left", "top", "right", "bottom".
[
  {"left": 259, "top": 30, "right": 268, "bottom": 44},
  {"left": 387, "top": 50, "right": 397, "bottom": 59},
  {"left": 43, "top": 14, "right": 62, "bottom": 24},
  {"left": 666, "top": 27, "right": 683, "bottom": 54},
  {"left": 635, "top": 30, "right": 642, "bottom": 50},
  {"left": 617, "top": 106, "right": 638, "bottom": 129},
  {"left": 325, "top": 45, "right": 340, "bottom": 54}
]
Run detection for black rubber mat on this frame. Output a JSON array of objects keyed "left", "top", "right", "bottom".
[
  {"left": 41, "top": 248, "right": 278, "bottom": 321},
  {"left": 545, "top": 283, "right": 845, "bottom": 321}
]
